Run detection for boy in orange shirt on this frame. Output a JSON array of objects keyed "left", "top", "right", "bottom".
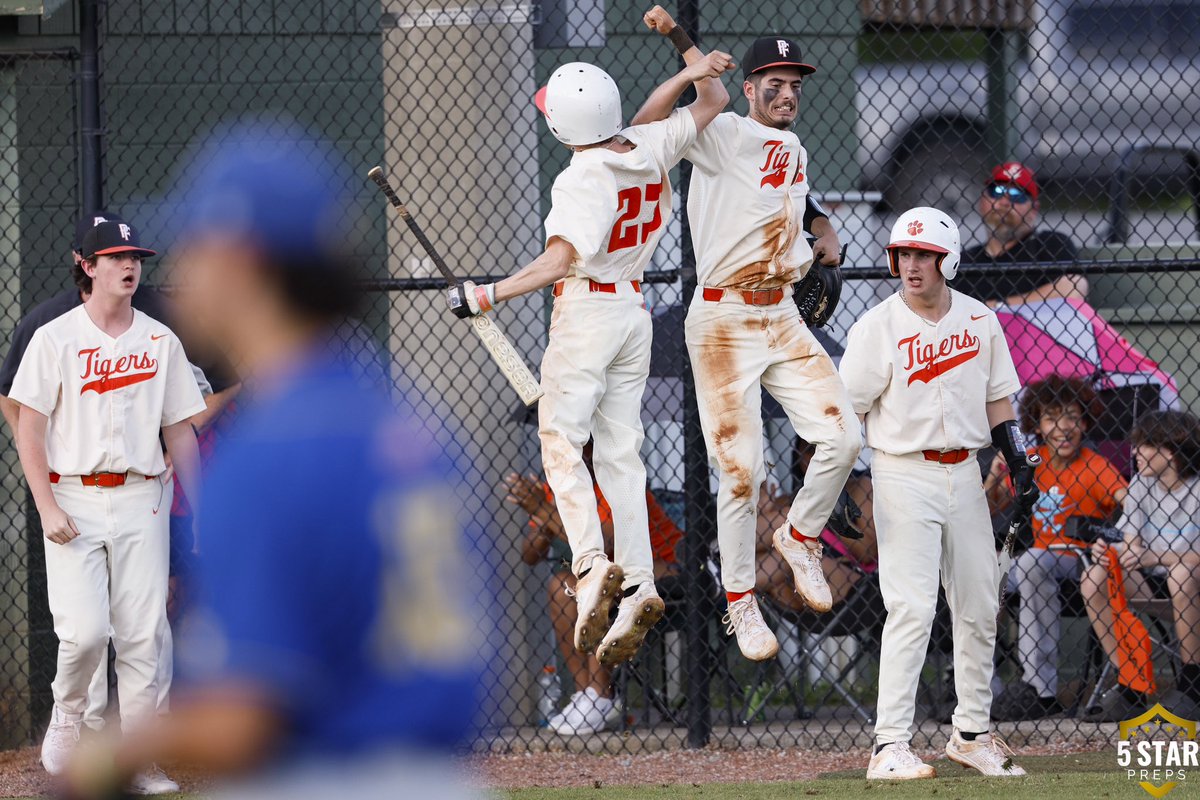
[{"left": 986, "top": 376, "right": 1127, "bottom": 720}]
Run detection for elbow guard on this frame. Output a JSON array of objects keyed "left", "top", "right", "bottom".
[{"left": 803, "top": 196, "right": 829, "bottom": 231}]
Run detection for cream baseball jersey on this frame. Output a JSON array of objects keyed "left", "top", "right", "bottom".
[
  {"left": 10, "top": 305, "right": 205, "bottom": 476},
  {"left": 839, "top": 291, "right": 1020, "bottom": 455},
  {"left": 543, "top": 108, "right": 696, "bottom": 284},
  {"left": 685, "top": 112, "right": 815, "bottom": 290}
]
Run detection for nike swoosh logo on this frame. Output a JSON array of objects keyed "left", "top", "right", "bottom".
[
  {"left": 970, "top": 314, "right": 987, "bottom": 321},
  {"left": 150, "top": 334, "right": 169, "bottom": 341}
]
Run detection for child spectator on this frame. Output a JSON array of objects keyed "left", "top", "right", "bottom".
[
  {"left": 1081, "top": 410, "right": 1200, "bottom": 721},
  {"left": 987, "top": 376, "right": 1127, "bottom": 720}
]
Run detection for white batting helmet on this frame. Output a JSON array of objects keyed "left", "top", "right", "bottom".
[
  {"left": 534, "top": 63, "right": 622, "bottom": 147},
  {"left": 885, "top": 207, "right": 962, "bottom": 280}
]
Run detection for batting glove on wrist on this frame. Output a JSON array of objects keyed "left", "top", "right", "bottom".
[{"left": 446, "top": 281, "right": 496, "bottom": 319}]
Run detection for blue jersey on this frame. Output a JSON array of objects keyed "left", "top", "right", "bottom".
[{"left": 186, "top": 345, "right": 483, "bottom": 758}]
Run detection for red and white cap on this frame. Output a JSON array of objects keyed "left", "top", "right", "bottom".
[
  {"left": 886, "top": 207, "right": 961, "bottom": 280},
  {"left": 989, "top": 161, "right": 1039, "bottom": 200}
]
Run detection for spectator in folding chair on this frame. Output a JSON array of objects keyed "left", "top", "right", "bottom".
[
  {"left": 1080, "top": 409, "right": 1200, "bottom": 721},
  {"left": 986, "top": 376, "right": 1127, "bottom": 721},
  {"left": 506, "top": 443, "right": 683, "bottom": 736},
  {"left": 955, "top": 162, "right": 1083, "bottom": 307}
]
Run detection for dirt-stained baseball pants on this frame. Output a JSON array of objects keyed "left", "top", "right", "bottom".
[
  {"left": 538, "top": 278, "right": 654, "bottom": 589},
  {"left": 872, "top": 451, "right": 1000, "bottom": 743},
  {"left": 685, "top": 290, "right": 860, "bottom": 593},
  {"left": 44, "top": 475, "right": 172, "bottom": 731}
]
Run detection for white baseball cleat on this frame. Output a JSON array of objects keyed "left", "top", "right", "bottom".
[
  {"left": 128, "top": 764, "right": 180, "bottom": 795},
  {"left": 722, "top": 593, "right": 780, "bottom": 661},
  {"left": 547, "top": 687, "right": 620, "bottom": 735},
  {"left": 597, "top": 582, "right": 665, "bottom": 667},
  {"left": 945, "top": 729, "right": 1027, "bottom": 776},
  {"left": 772, "top": 525, "right": 833, "bottom": 612},
  {"left": 571, "top": 556, "right": 625, "bottom": 654},
  {"left": 866, "top": 742, "right": 937, "bottom": 780},
  {"left": 41, "top": 706, "right": 82, "bottom": 776}
]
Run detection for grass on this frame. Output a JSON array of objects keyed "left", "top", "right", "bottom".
[{"left": 504, "top": 752, "right": 1130, "bottom": 799}]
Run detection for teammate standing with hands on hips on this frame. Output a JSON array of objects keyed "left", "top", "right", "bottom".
[
  {"left": 11, "top": 220, "right": 203, "bottom": 795},
  {"left": 634, "top": 9, "right": 861, "bottom": 660},
  {"left": 839, "top": 207, "right": 1036, "bottom": 780},
  {"left": 446, "top": 46, "right": 734, "bottom": 666}
]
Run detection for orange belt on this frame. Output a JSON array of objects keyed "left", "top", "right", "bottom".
[
  {"left": 922, "top": 449, "right": 970, "bottom": 464},
  {"left": 701, "top": 287, "right": 785, "bottom": 306},
  {"left": 553, "top": 279, "right": 641, "bottom": 297},
  {"left": 49, "top": 471, "right": 153, "bottom": 488}
]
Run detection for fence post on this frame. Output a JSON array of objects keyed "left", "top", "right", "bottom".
[
  {"left": 677, "top": 0, "right": 713, "bottom": 751},
  {"left": 78, "top": 0, "right": 103, "bottom": 213}
]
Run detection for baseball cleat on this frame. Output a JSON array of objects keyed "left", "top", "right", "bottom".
[
  {"left": 772, "top": 525, "right": 833, "bottom": 612},
  {"left": 866, "top": 742, "right": 937, "bottom": 780},
  {"left": 128, "top": 764, "right": 180, "bottom": 795},
  {"left": 597, "top": 582, "right": 665, "bottom": 667},
  {"left": 945, "top": 729, "right": 1026, "bottom": 776},
  {"left": 723, "top": 593, "right": 780, "bottom": 661},
  {"left": 547, "top": 687, "right": 620, "bottom": 735},
  {"left": 571, "top": 557, "right": 625, "bottom": 654},
  {"left": 40, "top": 705, "right": 82, "bottom": 776}
]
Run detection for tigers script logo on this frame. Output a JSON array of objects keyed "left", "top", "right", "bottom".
[
  {"left": 898, "top": 329, "right": 980, "bottom": 385},
  {"left": 759, "top": 141, "right": 804, "bottom": 189},
  {"left": 78, "top": 347, "right": 158, "bottom": 395}
]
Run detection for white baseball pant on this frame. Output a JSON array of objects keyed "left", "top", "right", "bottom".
[
  {"left": 44, "top": 475, "right": 171, "bottom": 730},
  {"left": 871, "top": 451, "right": 1000, "bottom": 743},
  {"left": 538, "top": 278, "right": 654, "bottom": 589},
  {"left": 685, "top": 290, "right": 860, "bottom": 592},
  {"left": 83, "top": 622, "right": 173, "bottom": 728}
]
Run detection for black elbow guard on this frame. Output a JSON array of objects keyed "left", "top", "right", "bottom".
[
  {"left": 991, "top": 420, "right": 1039, "bottom": 471},
  {"left": 803, "top": 196, "right": 829, "bottom": 231}
]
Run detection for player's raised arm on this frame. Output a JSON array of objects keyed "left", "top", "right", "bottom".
[{"left": 631, "top": 6, "right": 732, "bottom": 128}]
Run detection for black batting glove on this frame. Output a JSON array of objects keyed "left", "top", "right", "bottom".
[{"left": 446, "top": 281, "right": 480, "bottom": 319}]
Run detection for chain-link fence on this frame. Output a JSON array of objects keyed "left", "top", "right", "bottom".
[{"left": 1, "top": 0, "right": 1199, "bottom": 757}]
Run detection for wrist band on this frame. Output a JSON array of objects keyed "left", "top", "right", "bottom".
[
  {"left": 667, "top": 25, "right": 694, "bottom": 55},
  {"left": 474, "top": 283, "right": 496, "bottom": 313}
]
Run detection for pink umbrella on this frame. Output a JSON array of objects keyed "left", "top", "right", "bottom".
[{"left": 996, "top": 297, "right": 1178, "bottom": 410}]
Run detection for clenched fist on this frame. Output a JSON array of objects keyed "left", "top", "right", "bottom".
[
  {"left": 643, "top": 5, "right": 677, "bottom": 33},
  {"left": 683, "top": 50, "right": 736, "bottom": 81}
]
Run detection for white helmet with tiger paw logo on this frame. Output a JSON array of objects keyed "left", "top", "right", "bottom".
[{"left": 886, "top": 207, "right": 961, "bottom": 280}]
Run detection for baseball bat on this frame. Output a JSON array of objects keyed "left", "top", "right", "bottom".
[
  {"left": 997, "top": 452, "right": 1043, "bottom": 610},
  {"left": 367, "top": 166, "right": 544, "bottom": 407}
]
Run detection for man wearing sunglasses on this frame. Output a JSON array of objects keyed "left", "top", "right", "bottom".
[{"left": 957, "top": 162, "right": 1082, "bottom": 307}]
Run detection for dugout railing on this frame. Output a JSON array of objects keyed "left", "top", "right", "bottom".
[{"left": 1, "top": 0, "right": 1200, "bottom": 754}]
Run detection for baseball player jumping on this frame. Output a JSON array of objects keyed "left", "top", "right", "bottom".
[
  {"left": 839, "top": 207, "right": 1035, "bottom": 779},
  {"left": 11, "top": 220, "right": 203, "bottom": 795},
  {"left": 634, "top": 11, "right": 861, "bottom": 660},
  {"left": 446, "top": 50, "right": 733, "bottom": 665}
]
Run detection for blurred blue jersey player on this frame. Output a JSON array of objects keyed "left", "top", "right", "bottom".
[{"left": 63, "top": 121, "right": 491, "bottom": 800}]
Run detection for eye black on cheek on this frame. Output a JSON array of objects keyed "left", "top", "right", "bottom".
[{"left": 762, "top": 87, "right": 779, "bottom": 103}]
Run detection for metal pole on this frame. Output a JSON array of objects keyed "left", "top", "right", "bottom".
[
  {"left": 983, "top": 28, "right": 1019, "bottom": 165},
  {"left": 677, "top": 0, "right": 712, "bottom": 751},
  {"left": 79, "top": 0, "right": 103, "bottom": 214}
]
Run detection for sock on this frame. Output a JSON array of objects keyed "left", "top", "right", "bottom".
[
  {"left": 623, "top": 584, "right": 641, "bottom": 598},
  {"left": 960, "top": 731, "right": 985, "bottom": 741},
  {"left": 874, "top": 742, "right": 894, "bottom": 755},
  {"left": 1180, "top": 664, "right": 1200, "bottom": 700},
  {"left": 789, "top": 525, "right": 808, "bottom": 543},
  {"left": 726, "top": 589, "right": 751, "bottom": 604}
]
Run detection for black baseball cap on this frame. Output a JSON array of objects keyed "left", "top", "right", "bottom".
[
  {"left": 80, "top": 220, "right": 157, "bottom": 260},
  {"left": 72, "top": 211, "right": 126, "bottom": 253},
  {"left": 743, "top": 37, "right": 816, "bottom": 79}
]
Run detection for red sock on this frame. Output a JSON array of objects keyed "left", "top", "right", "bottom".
[
  {"left": 789, "top": 525, "right": 808, "bottom": 542},
  {"left": 726, "top": 590, "right": 752, "bottom": 604}
]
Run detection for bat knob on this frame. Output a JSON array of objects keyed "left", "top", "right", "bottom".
[{"left": 367, "top": 166, "right": 383, "bottom": 180}]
